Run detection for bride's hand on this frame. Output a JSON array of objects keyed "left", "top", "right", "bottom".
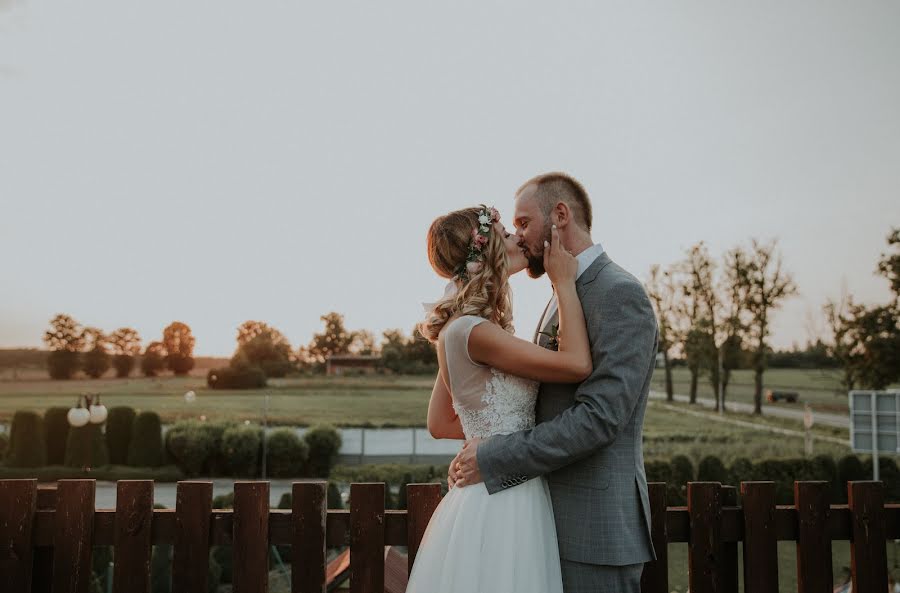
[{"left": 543, "top": 225, "right": 577, "bottom": 287}]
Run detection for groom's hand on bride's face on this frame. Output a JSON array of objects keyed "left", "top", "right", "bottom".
[{"left": 454, "top": 438, "right": 483, "bottom": 488}]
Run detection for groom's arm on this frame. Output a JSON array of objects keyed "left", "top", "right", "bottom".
[{"left": 477, "top": 278, "right": 658, "bottom": 495}]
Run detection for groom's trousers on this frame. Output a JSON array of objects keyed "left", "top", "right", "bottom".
[{"left": 560, "top": 559, "right": 643, "bottom": 593}]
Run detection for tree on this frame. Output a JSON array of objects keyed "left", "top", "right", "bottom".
[
  {"left": 380, "top": 327, "right": 438, "bottom": 374},
  {"left": 824, "top": 290, "right": 859, "bottom": 392},
  {"left": 232, "top": 321, "right": 293, "bottom": 377},
  {"left": 736, "top": 239, "right": 798, "bottom": 414},
  {"left": 109, "top": 327, "right": 142, "bottom": 378},
  {"left": 163, "top": 321, "right": 195, "bottom": 376},
  {"left": 679, "top": 243, "right": 721, "bottom": 406},
  {"left": 719, "top": 246, "right": 752, "bottom": 406},
  {"left": 141, "top": 341, "right": 167, "bottom": 377},
  {"left": 81, "top": 327, "right": 111, "bottom": 379},
  {"left": 306, "top": 313, "right": 356, "bottom": 364},
  {"left": 350, "top": 330, "right": 377, "bottom": 355},
  {"left": 43, "top": 314, "right": 85, "bottom": 379},
  {"left": 646, "top": 264, "right": 679, "bottom": 401}
]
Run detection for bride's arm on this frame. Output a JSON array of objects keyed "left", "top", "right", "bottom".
[
  {"left": 427, "top": 372, "right": 465, "bottom": 439},
  {"left": 468, "top": 227, "right": 592, "bottom": 384}
]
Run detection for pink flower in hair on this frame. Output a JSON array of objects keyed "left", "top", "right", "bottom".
[
  {"left": 466, "top": 261, "right": 483, "bottom": 275},
  {"left": 474, "top": 234, "right": 489, "bottom": 249},
  {"left": 490, "top": 207, "right": 500, "bottom": 222}
]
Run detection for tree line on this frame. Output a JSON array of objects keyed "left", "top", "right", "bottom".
[
  {"left": 42, "top": 316, "right": 195, "bottom": 380},
  {"left": 40, "top": 312, "right": 437, "bottom": 382},
  {"left": 648, "top": 228, "right": 900, "bottom": 413}
]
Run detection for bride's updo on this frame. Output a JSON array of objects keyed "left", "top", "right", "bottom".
[{"left": 419, "top": 206, "right": 514, "bottom": 343}]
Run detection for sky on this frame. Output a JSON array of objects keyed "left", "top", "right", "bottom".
[{"left": 1, "top": 1, "right": 898, "bottom": 357}]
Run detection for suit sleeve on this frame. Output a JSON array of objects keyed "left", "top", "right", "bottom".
[{"left": 477, "top": 279, "right": 658, "bottom": 494}]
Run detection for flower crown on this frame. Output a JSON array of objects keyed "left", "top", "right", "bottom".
[{"left": 456, "top": 206, "right": 501, "bottom": 279}]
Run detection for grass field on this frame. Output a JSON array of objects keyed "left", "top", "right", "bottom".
[
  {"left": 0, "top": 372, "right": 856, "bottom": 465},
  {"left": 650, "top": 366, "right": 855, "bottom": 414}
]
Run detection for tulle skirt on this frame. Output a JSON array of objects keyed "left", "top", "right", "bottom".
[{"left": 405, "top": 477, "right": 564, "bottom": 593}]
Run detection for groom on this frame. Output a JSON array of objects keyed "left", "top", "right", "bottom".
[{"left": 449, "top": 172, "right": 658, "bottom": 592}]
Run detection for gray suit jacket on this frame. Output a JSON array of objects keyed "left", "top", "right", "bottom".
[{"left": 477, "top": 252, "right": 658, "bottom": 567}]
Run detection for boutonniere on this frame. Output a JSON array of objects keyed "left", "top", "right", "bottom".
[{"left": 538, "top": 323, "right": 560, "bottom": 351}]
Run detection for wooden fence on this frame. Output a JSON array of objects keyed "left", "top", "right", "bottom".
[{"left": 0, "top": 479, "right": 896, "bottom": 592}]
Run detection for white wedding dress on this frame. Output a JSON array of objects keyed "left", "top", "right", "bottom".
[{"left": 405, "top": 315, "right": 564, "bottom": 593}]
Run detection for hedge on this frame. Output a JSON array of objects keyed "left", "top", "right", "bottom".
[
  {"left": 165, "top": 420, "right": 219, "bottom": 477},
  {"left": 43, "top": 407, "right": 70, "bottom": 465},
  {"left": 265, "top": 429, "right": 308, "bottom": 478},
  {"left": 127, "top": 412, "right": 165, "bottom": 468},
  {"left": 106, "top": 406, "right": 136, "bottom": 465},
  {"left": 207, "top": 366, "right": 266, "bottom": 390},
  {"left": 7, "top": 410, "right": 47, "bottom": 467},
  {"left": 304, "top": 425, "right": 342, "bottom": 478},
  {"left": 221, "top": 425, "right": 262, "bottom": 478},
  {"left": 65, "top": 424, "right": 110, "bottom": 468}
]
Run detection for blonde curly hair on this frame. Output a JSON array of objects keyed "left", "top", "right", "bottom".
[{"left": 419, "top": 206, "right": 514, "bottom": 343}]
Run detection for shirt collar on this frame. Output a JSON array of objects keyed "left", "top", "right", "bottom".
[{"left": 575, "top": 242, "right": 605, "bottom": 280}]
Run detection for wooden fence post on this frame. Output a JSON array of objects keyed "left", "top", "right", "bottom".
[
  {"left": 350, "top": 483, "right": 385, "bottom": 593},
  {"left": 741, "top": 481, "right": 778, "bottom": 593},
  {"left": 172, "top": 481, "right": 213, "bottom": 593},
  {"left": 51, "top": 479, "right": 96, "bottom": 593},
  {"left": 0, "top": 479, "right": 37, "bottom": 593},
  {"left": 794, "top": 481, "right": 832, "bottom": 593},
  {"left": 233, "top": 481, "right": 270, "bottom": 593},
  {"left": 112, "top": 480, "right": 154, "bottom": 592},
  {"left": 688, "top": 482, "right": 722, "bottom": 593},
  {"left": 292, "top": 481, "right": 328, "bottom": 593},
  {"left": 848, "top": 481, "right": 887, "bottom": 592},
  {"left": 406, "top": 483, "right": 441, "bottom": 574},
  {"left": 720, "top": 485, "right": 738, "bottom": 592}
]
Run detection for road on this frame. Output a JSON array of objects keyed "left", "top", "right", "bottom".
[{"left": 649, "top": 390, "right": 850, "bottom": 429}]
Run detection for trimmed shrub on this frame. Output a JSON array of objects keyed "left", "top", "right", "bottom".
[
  {"left": 698, "top": 455, "right": 729, "bottom": 484},
  {"left": 304, "top": 425, "right": 342, "bottom": 478},
  {"left": 729, "top": 457, "right": 755, "bottom": 485},
  {"left": 397, "top": 472, "right": 413, "bottom": 510},
  {"left": 0, "top": 433, "right": 8, "bottom": 461},
  {"left": 165, "top": 420, "right": 215, "bottom": 477},
  {"left": 222, "top": 425, "right": 262, "bottom": 478},
  {"left": 127, "top": 412, "right": 165, "bottom": 468},
  {"left": 327, "top": 482, "right": 344, "bottom": 510},
  {"left": 47, "top": 350, "right": 80, "bottom": 380},
  {"left": 668, "top": 455, "right": 694, "bottom": 505},
  {"left": 106, "top": 406, "right": 136, "bottom": 465},
  {"left": 43, "top": 407, "right": 71, "bottom": 465},
  {"left": 65, "top": 424, "right": 110, "bottom": 468},
  {"left": 7, "top": 410, "right": 47, "bottom": 467},
  {"left": 207, "top": 366, "right": 266, "bottom": 390},
  {"left": 864, "top": 457, "right": 900, "bottom": 502},
  {"left": 266, "top": 429, "right": 309, "bottom": 478}
]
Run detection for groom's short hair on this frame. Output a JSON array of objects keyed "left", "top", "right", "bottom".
[{"left": 516, "top": 172, "right": 592, "bottom": 232}]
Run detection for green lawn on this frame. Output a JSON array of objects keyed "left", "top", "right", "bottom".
[
  {"left": 0, "top": 373, "right": 855, "bottom": 464},
  {"left": 665, "top": 540, "right": 900, "bottom": 593},
  {"left": 651, "top": 366, "right": 853, "bottom": 414}
]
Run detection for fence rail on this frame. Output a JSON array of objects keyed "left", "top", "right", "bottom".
[{"left": 0, "top": 479, "right": 895, "bottom": 592}]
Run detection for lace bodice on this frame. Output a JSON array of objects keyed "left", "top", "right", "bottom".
[{"left": 440, "top": 316, "right": 539, "bottom": 439}]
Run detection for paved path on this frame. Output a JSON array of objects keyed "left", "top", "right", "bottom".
[
  {"left": 651, "top": 401, "right": 848, "bottom": 446},
  {"left": 649, "top": 390, "right": 849, "bottom": 428}
]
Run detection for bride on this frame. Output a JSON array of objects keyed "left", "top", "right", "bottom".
[{"left": 406, "top": 205, "right": 592, "bottom": 593}]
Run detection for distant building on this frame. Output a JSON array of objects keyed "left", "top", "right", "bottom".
[{"left": 325, "top": 354, "right": 381, "bottom": 376}]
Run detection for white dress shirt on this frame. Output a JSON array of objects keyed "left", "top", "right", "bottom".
[{"left": 540, "top": 242, "right": 605, "bottom": 333}]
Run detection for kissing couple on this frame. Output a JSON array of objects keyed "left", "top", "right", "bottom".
[{"left": 405, "top": 172, "right": 659, "bottom": 593}]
